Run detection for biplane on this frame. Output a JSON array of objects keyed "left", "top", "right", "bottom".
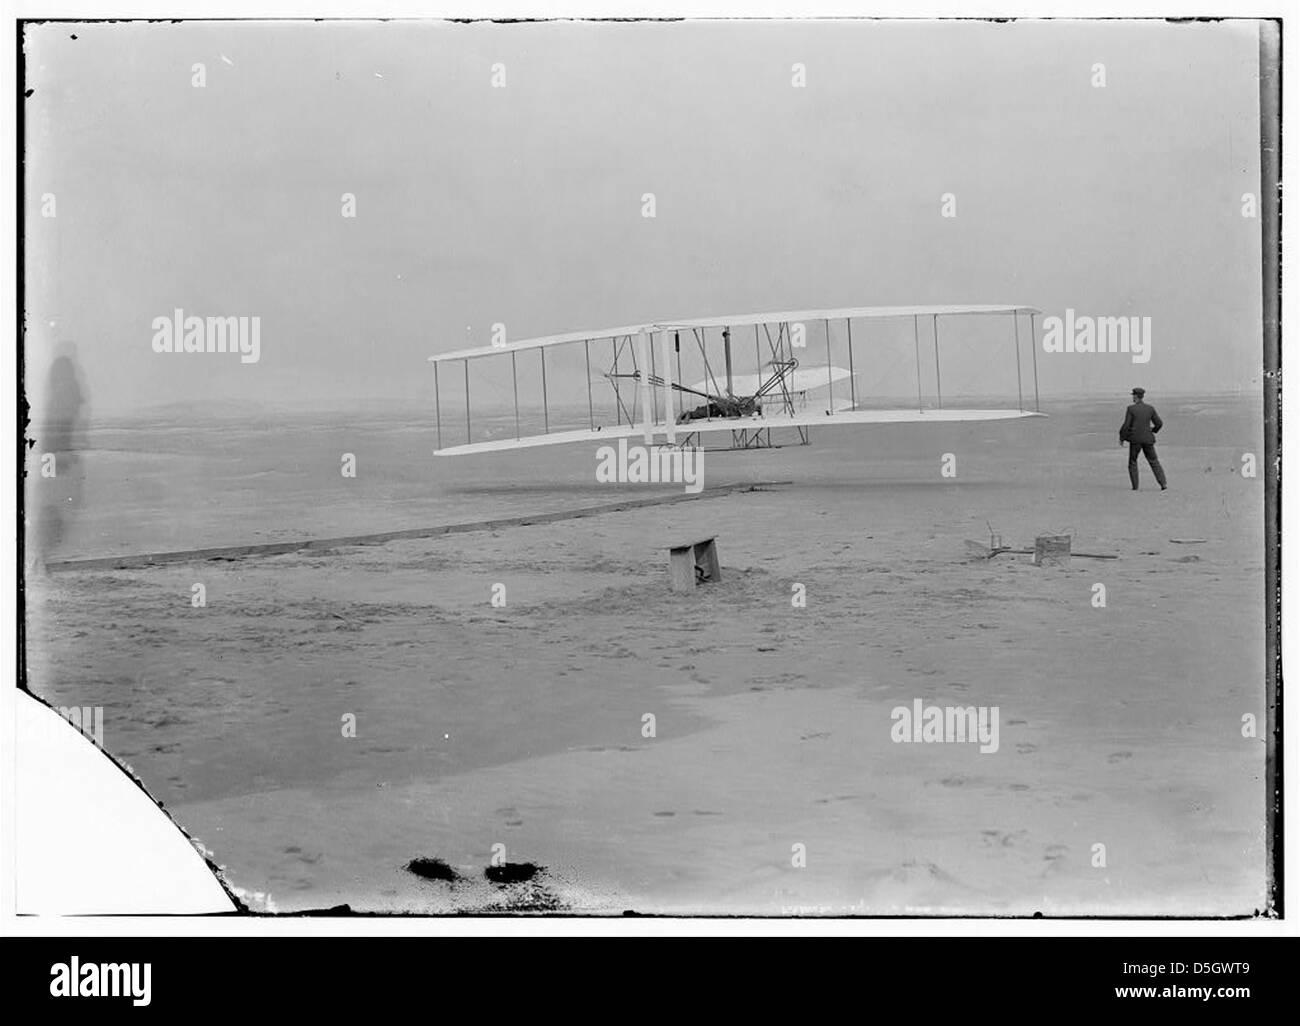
[{"left": 428, "top": 305, "right": 1044, "bottom": 456}]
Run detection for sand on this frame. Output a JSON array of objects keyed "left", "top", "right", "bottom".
[{"left": 24, "top": 395, "right": 1269, "bottom": 914}]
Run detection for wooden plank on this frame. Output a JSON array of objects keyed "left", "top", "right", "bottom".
[
  {"left": 669, "top": 534, "right": 716, "bottom": 552},
  {"left": 46, "top": 483, "right": 789, "bottom": 573}
]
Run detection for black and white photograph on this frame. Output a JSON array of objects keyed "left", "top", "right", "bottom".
[{"left": 9, "top": 4, "right": 1283, "bottom": 941}]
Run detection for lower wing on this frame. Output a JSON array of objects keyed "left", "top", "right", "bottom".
[{"left": 434, "top": 408, "right": 1043, "bottom": 456}]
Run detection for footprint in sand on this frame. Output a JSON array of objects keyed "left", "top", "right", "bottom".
[
  {"left": 981, "top": 829, "right": 1028, "bottom": 849},
  {"left": 653, "top": 810, "right": 676, "bottom": 818},
  {"left": 1107, "top": 751, "right": 1133, "bottom": 764},
  {"left": 888, "top": 858, "right": 963, "bottom": 889},
  {"left": 1041, "top": 844, "right": 1070, "bottom": 873},
  {"left": 1015, "top": 742, "right": 1038, "bottom": 755}
]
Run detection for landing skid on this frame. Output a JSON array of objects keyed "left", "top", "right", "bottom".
[{"left": 675, "top": 425, "right": 811, "bottom": 451}]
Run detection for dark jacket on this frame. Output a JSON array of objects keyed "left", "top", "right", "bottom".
[{"left": 1120, "top": 401, "right": 1163, "bottom": 445}]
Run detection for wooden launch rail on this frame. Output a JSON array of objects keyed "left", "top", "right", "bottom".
[{"left": 44, "top": 481, "right": 791, "bottom": 573}]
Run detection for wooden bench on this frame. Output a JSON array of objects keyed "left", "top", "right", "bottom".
[{"left": 668, "top": 536, "right": 721, "bottom": 591}]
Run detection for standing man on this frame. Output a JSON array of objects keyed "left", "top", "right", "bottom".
[{"left": 1119, "top": 387, "right": 1168, "bottom": 491}]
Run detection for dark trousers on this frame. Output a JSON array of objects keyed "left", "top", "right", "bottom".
[{"left": 1128, "top": 442, "right": 1167, "bottom": 489}]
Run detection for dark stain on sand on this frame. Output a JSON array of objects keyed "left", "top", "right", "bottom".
[
  {"left": 485, "top": 861, "right": 542, "bottom": 885},
  {"left": 405, "top": 856, "right": 461, "bottom": 883}
]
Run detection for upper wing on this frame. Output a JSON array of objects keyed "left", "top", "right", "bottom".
[
  {"left": 428, "top": 305, "right": 1042, "bottom": 364},
  {"left": 429, "top": 322, "right": 653, "bottom": 363},
  {"left": 658, "top": 304, "right": 1040, "bottom": 331}
]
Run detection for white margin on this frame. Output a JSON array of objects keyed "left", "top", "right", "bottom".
[{"left": 1, "top": 0, "right": 1292, "bottom": 940}]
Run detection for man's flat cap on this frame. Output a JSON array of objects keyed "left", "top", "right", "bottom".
[{"left": 1131, "top": 387, "right": 1145, "bottom": 398}]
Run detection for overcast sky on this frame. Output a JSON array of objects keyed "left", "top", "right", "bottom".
[{"left": 24, "top": 18, "right": 1264, "bottom": 417}]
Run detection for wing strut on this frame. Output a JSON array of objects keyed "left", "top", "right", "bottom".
[
  {"left": 659, "top": 329, "right": 676, "bottom": 444},
  {"left": 584, "top": 339, "right": 594, "bottom": 431},
  {"left": 433, "top": 360, "right": 442, "bottom": 450},
  {"left": 913, "top": 315, "right": 923, "bottom": 413},
  {"left": 512, "top": 351, "right": 520, "bottom": 439},
  {"left": 724, "top": 326, "right": 733, "bottom": 397},
  {"left": 541, "top": 347, "right": 549, "bottom": 434},
  {"left": 847, "top": 317, "right": 856, "bottom": 411},
  {"left": 611, "top": 337, "right": 620, "bottom": 426},
  {"left": 933, "top": 314, "right": 942, "bottom": 409},
  {"left": 675, "top": 332, "right": 683, "bottom": 406},
  {"left": 1013, "top": 312, "right": 1024, "bottom": 413},
  {"left": 1030, "top": 312, "right": 1040, "bottom": 412},
  {"left": 824, "top": 318, "right": 834, "bottom": 412},
  {"left": 635, "top": 330, "right": 654, "bottom": 443}
]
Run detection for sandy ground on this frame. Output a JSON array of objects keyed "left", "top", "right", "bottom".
[{"left": 24, "top": 396, "right": 1268, "bottom": 914}]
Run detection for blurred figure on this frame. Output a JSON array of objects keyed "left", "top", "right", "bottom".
[{"left": 29, "top": 339, "right": 89, "bottom": 564}]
